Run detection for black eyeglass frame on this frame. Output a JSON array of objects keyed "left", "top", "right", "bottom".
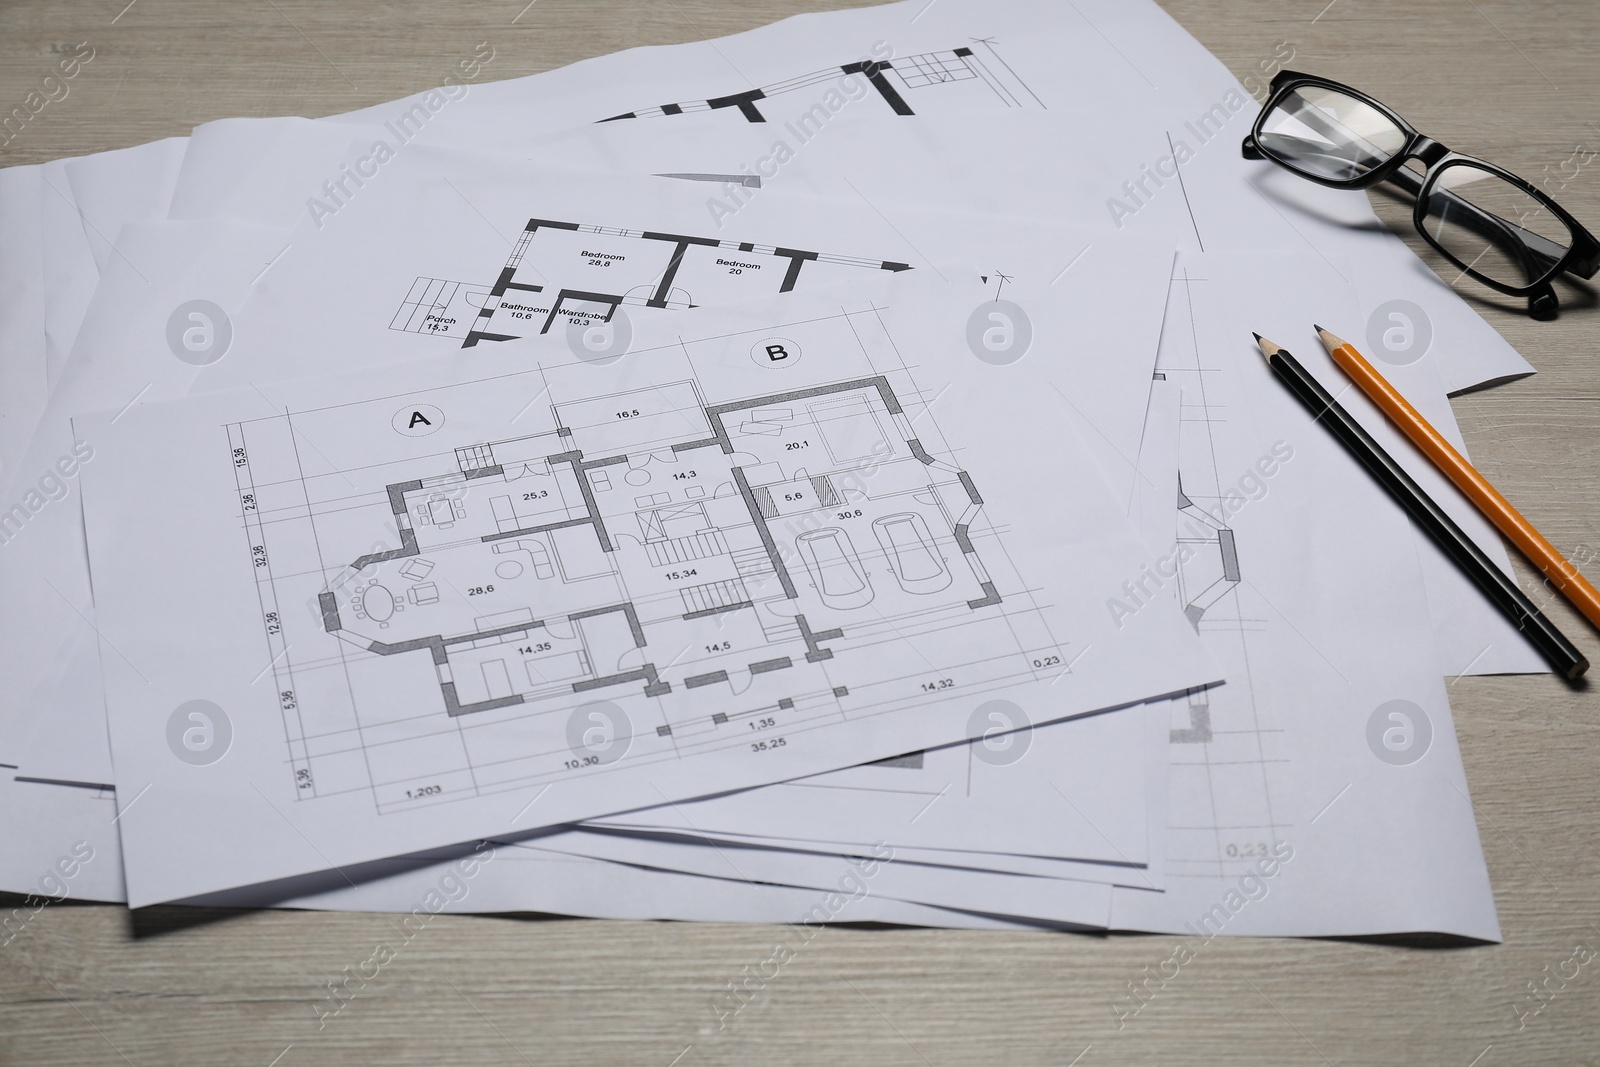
[{"left": 1242, "top": 70, "right": 1600, "bottom": 320}]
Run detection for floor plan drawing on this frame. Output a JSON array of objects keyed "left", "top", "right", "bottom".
[
  {"left": 599, "top": 42, "right": 1045, "bottom": 123},
  {"left": 226, "top": 303, "right": 1069, "bottom": 814},
  {"left": 389, "top": 218, "right": 911, "bottom": 348},
  {"left": 314, "top": 373, "right": 1003, "bottom": 719}
]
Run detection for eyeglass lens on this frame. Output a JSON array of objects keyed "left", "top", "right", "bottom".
[
  {"left": 1257, "top": 85, "right": 1407, "bottom": 183},
  {"left": 1420, "top": 162, "right": 1574, "bottom": 288}
]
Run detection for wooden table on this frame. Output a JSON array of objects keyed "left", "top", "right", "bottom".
[{"left": 2, "top": 1, "right": 1597, "bottom": 1063}]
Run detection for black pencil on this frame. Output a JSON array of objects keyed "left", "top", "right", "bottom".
[{"left": 1254, "top": 333, "right": 1588, "bottom": 681}]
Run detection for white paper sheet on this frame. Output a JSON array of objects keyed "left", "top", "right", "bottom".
[
  {"left": 0, "top": 773, "right": 1064, "bottom": 931},
  {"left": 0, "top": 776, "right": 124, "bottom": 905},
  {"left": 560, "top": 107, "right": 1538, "bottom": 678},
  {"left": 63, "top": 136, "right": 188, "bottom": 274},
  {"left": 118, "top": 15, "right": 1541, "bottom": 699},
  {"left": 508, "top": 105, "right": 1534, "bottom": 400},
  {"left": 1, "top": 149, "right": 1178, "bottom": 785},
  {"left": 118, "top": 250, "right": 1507, "bottom": 936},
  {"left": 0, "top": 137, "right": 1177, "bottom": 783},
  {"left": 39, "top": 160, "right": 100, "bottom": 392},
  {"left": 152, "top": 0, "right": 1530, "bottom": 397},
  {"left": 77, "top": 273, "right": 1216, "bottom": 905},
  {"left": 0, "top": 219, "right": 298, "bottom": 786},
  {"left": 220, "top": 836, "right": 1078, "bottom": 930},
  {"left": 527, "top": 827, "right": 1115, "bottom": 926},
  {"left": 208, "top": 154, "right": 1179, "bottom": 881},
  {"left": 0, "top": 0, "right": 1523, "bottom": 934},
  {"left": 307, "top": 0, "right": 1531, "bottom": 395},
  {"left": 1105, "top": 253, "right": 1499, "bottom": 940},
  {"left": 170, "top": 117, "right": 387, "bottom": 230},
  {"left": 3, "top": 164, "right": 1190, "bottom": 895},
  {"left": 576, "top": 691, "right": 1176, "bottom": 891},
  {"left": 588, "top": 695, "right": 1157, "bottom": 868}
]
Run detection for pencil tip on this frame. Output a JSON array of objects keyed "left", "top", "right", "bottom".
[
  {"left": 1252, "top": 331, "right": 1263, "bottom": 343},
  {"left": 1314, "top": 324, "right": 1345, "bottom": 352},
  {"left": 1253, "top": 333, "right": 1282, "bottom": 360}
]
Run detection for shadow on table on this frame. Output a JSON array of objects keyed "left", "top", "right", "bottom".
[
  {"left": 121, "top": 835, "right": 531, "bottom": 940},
  {"left": 1363, "top": 182, "right": 1599, "bottom": 325},
  {"left": 0, "top": 890, "right": 1494, "bottom": 948}
]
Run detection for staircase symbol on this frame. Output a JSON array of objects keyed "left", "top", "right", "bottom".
[
  {"left": 730, "top": 546, "right": 787, "bottom": 602},
  {"left": 646, "top": 529, "right": 729, "bottom": 566},
  {"left": 680, "top": 578, "right": 751, "bottom": 616}
]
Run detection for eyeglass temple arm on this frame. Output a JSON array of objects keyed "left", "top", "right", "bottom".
[
  {"left": 1385, "top": 166, "right": 1569, "bottom": 273},
  {"left": 1372, "top": 160, "right": 1560, "bottom": 316},
  {"left": 1245, "top": 131, "right": 1584, "bottom": 278},
  {"left": 1388, "top": 177, "right": 1565, "bottom": 316},
  {"left": 1357, "top": 158, "right": 1586, "bottom": 276}
]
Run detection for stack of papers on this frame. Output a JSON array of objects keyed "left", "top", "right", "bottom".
[{"left": 3, "top": 0, "right": 1547, "bottom": 942}]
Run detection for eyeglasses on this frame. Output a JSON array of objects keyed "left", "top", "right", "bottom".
[{"left": 1242, "top": 71, "right": 1600, "bottom": 320}]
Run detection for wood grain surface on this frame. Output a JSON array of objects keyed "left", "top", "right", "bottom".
[{"left": 2, "top": 2, "right": 1597, "bottom": 1064}]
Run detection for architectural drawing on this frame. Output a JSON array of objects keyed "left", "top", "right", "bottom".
[
  {"left": 599, "top": 42, "right": 1044, "bottom": 123},
  {"left": 226, "top": 305, "right": 1066, "bottom": 813},
  {"left": 1174, "top": 472, "right": 1240, "bottom": 630},
  {"left": 389, "top": 218, "right": 911, "bottom": 347},
  {"left": 314, "top": 374, "right": 1001, "bottom": 718},
  {"left": 1168, "top": 686, "right": 1213, "bottom": 745},
  {"left": 1156, "top": 270, "right": 1292, "bottom": 875}
]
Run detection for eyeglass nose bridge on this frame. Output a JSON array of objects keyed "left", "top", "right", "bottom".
[
  {"left": 1404, "top": 136, "right": 1452, "bottom": 169},
  {"left": 1379, "top": 137, "right": 1451, "bottom": 199}
]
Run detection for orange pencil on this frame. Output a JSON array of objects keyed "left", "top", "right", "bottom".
[{"left": 1316, "top": 325, "right": 1600, "bottom": 633}]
